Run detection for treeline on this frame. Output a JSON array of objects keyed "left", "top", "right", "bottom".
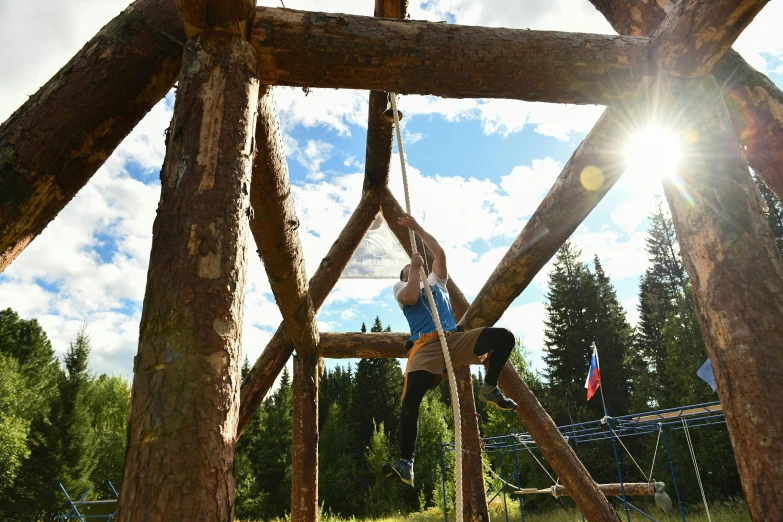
[{"left": 0, "top": 314, "right": 130, "bottom": 521}]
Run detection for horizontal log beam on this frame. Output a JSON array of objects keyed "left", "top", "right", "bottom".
[
  {"left": 648, "top": 0, "right": 769, "bottom": 77},
  {"left": 176, "top": 0, "right": 255, "bottom": 38},
  {"left": 251, "top": 7, "right": 655, "bottom": 105},
  {"left": 516, "top": 483, "right": 657, "bottom": 497},
  {"left": 0, "top": 0, "right": 184, "bottom": 274},
  {"left": 238, "top": 195, "right": 380, "bottom": 435},
  {"left": 317, "top": 332, "right": 408, "bottom": 358},
  {"left": 460, "top": 107, "right": 627, "bottom": 330},
  {"left": 588, "top": 0, "right": 783, "bottom": 201}
]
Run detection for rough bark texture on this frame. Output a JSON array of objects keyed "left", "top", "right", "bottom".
[
  {"left": 381, "top": 188, "right": 490, "bottom": 522},
  {"left": 250, "top": 87, "right": 319, "bottom": 357},
  {"left": 648, "top": 0, "right": 769, "bottom": 77},
  {"left": 588, "top": 0, "right": 783, "bottom": 201},
  {"left": 116, "top": 32, "right": 259, "bottom": 522},
  {"left": 176, "top": 0, "right": 255, "bottom": 38},
  {"left": 0, "top": 0, "right": 184, "bottom": 275},
  {"left": 248, "top": 86, "right": 321, "bottom": 522},
  {"left": 252, "top": 7, "right": 654, "bottom": 105},
  {"left": 460, "top": 108, "right": 627, "bottom": 330},
  {"left": 291, "top": 353, "right": 322, "bottom": 522},
  {"left": 361, "top": 0, "right": 408, "bottom": 194},
  {"left": 518, "top": 483, "right": 656, "bottom": 498},
  {"left": 317, "top": 332, "right": 409, "bottom": 358},
  {"left": 238, "top": 196, "right": 380, "bottom": 435},
  {"left": 661, "top": 75, "right": 783, "bottom": 522}
]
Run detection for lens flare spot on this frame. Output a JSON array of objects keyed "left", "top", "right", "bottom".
[
  {"left": 624, "top": 124, "right": 683, "bottom": 183},
  {"left": 683, "top": 128, "right": 699, "bottom": 145},
  {"left": 580, "top": 166, "right": 604, "bottom": 192}
]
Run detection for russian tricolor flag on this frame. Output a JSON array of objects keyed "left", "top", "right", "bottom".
[{"left": 585, "top": 346, "right": 601, "bottom": 401}]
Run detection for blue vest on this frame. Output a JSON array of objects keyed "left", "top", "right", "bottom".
[{"left": 403, "top": 283, "right": 457, "bottom": 342}]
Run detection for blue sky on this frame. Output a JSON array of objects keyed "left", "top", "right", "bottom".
[{"left": 1, "top": 0, "right": 782, "bottom": 387}]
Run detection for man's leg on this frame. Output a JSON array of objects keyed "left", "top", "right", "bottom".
[
  {"left": 383, "top": 370, "right": 433, "bottom": 487},
  {"left": 473, "top": 327, "right": 518, "bottom": 410}
]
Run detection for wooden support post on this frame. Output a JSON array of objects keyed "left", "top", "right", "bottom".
[
  {"left": 648, "top": 0, "right": 769, "bottom": 77},
  {"left": 116, "top": 25, "right": 259, "bottom": 522},
  {"left": 459, "top": 108, "right": 627, "bottom": 329},
  {"left": 382, "top": 187, "right": 489, "bottom": 522},
  {"left": 251, "top": 7, "right": 654, "bottom": 105},
  {"left": 661, "top": 75, "right": 783, "bottom": 521},
  {"left": 249, "top": 86, "right": 321, "bottom": 522},
  {"left": 588, "top": 0, "right": 783, "bottom": 200},
  {"left": 362, "top": 0, "right": 408, "bottom": 194},
  {"left": 0, "top": 0, "right": 184, "bottom": 274},
  {"left": 238, "top": 196, "right": 380, "bottom": 435}
]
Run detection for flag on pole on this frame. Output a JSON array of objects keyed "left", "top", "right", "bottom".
[
  {"left": 585, "top": 345, "right": 601, "bottom": 401},
  {"left": 697, "top": 358, "right": 717, "bottom": 392}
]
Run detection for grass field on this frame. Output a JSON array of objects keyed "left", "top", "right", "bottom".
[{"left": 249, "top": 497, "right": 750, "bottom": 522}]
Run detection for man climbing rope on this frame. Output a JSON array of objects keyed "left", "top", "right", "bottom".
[{"left": 383, "top": 213, "right": 517, "bottom": 488}]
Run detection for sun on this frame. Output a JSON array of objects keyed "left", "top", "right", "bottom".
[{"left": 623, "top": 124, "right": 683, "bottom": 182}]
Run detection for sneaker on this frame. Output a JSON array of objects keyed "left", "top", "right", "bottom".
[
  {"left": 382, "top": 459, "right": 414, "bottom": 488},
  {"left": 479, "top": 385, "right": 518, "bottom": 411}
]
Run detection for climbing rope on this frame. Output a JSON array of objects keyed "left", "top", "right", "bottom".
[
  {"left": 682, "top": 419, "right": 712, "bottom": 522},
  {"left": 390, "top": 93, "right": 464, "bottom": 522},
  {"left": 648, "top": 424, "right": 662, "bottom": 481}
]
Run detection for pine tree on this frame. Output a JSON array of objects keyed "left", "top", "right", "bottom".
[
  {"left": 319, "top": 402, "right": 361, "bottom": 516},
  {"left": 235, "top": 355, "right": 267, "bottom": 520},
  {"left": 754, "top": 174, "right": 783, "bottom": 257},
  {"left": 371, "top": 316, "right": 384, "bottom": 333},
  {"left": 85, "top": 374, "right": 130, "bottom": 498},
  {"left": 361, "top": 322, "right": 367, "bottom": 333}
]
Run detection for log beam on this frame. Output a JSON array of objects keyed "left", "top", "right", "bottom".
[
  {"left": 362, "top": 0, "right": 408, "bottom": 194},
  {"left": 516, "top": 483, "right": 658, "bottom": 498},
  {"left": 248, "top": 87, "right": 320, "bottom": 522},
  {"left": 116, "top": 31, "right": 259, "bottom": 522},
  {"left": 459, "top": 108, "right": 627, "bottom": 330},
  {"left": 176, "top": 0, "right": 255, "bottom": 38},
  {"left": 587, "top": 0, "right": 783, "bottom": 201},
  {"left": 380, "top": 187, "right": 490, "bottom": 522},
  {"left": 648, "top": 0, "right": 769, "bottom": 77},
  {"left": 238, "top": 195, "right": 380, "bottom": 435},
  {"left": 0, "top": 0, "right": 184, "bottom": 274},
  {"left": 251, "top": 7, "right": 654, "bottom": 105},
  {"left": 317, "top": 332, "right": 408, "bottom": 358},
  {"left": 661, "top": 75, "right": 783, "bottom": 521}
]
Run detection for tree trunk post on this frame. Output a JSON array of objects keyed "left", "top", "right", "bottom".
[
  {"left": 115, "top": 27, "right": 259, "bottom": 521},
  {"left": 661, "top": 74, "right": 783, "bottom": 521},
  {"left": 292, "top": 353, "right": 322, "bottom": 522}
]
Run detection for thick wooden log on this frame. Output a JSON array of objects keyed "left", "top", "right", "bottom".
[
  {"left": 648, "top": 0, "right": 768, "bottom": 77},
  {"left": 317, "top": 332, "right": 408, "bottom": 358},
  {"left": 291, "top": 353, "right": 322, "bottom": 522},
  {"left": 661, "top": 75, "right": 783, "bottom": 521},
  {"left": 248, "top": 86, "right": 320, "bottom": 522},
  {"left": 116, "top": 32, "right": 259, "bottom": 522},
  {"left": 0, "top": 0, "right": 184, "bottom": 275},
  {"left": 516, "top": 483, "right": 657, "bottom": 498},
  {"left": 380, "top": 188, "right": 489, "bottom": 522},
  {"left": 460, "top": 108, "right": 627, "bottom": 330},
  {"left": 176, "top": 0, "right": 255, "bottom": 38},
  {"left": 362, "top": 0, "right": 408, "bottom": 194},
  {"left": 238, "top": 196, "right": 380, "bottom": 435},
  {"left": 588, "top": 0, "right": 783, "bottom": 200},
  {"left": 251, "top": 7, "right": 654, "bottom": 105}
]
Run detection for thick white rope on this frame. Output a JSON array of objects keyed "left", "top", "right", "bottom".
[
  {"left": 682, "top": 419, "right": 712, "bottom": 522},
  {"left": 390, "top": 93, "right": 464, "bottom": 522}
]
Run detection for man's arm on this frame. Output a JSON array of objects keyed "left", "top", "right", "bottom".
[
  {"left": 397, "top": 252, "right": 424, "bottom": 305},
  {"left": 398, "top": 214, "right": 447, "bottom": 280}
]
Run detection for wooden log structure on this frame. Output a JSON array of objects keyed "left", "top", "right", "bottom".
[
  {"left": 0, "top": 0, "right": 185, "bottom": 274},
  {"left": 647, "top": 0, "right": 769, "bottom": 77},
  {"left": 251, "top": 7, "right": 655, "bottom": 105},
  {"left": 115, "top": 1, "right": 260, "bottom": 516},
  {"left": 516, "top": 483, "right": 658, "bottom": 498},
  {"left": 248, "top": 86, "right": 320, "bottom": 522},
  {"left": 381, "top": 188, "right": 490, "bottom": 521},
  {"left": 660, "top": 74, "right": 783, "bottom": 522},
  {"left": 588, "top": 0, "right": 783, "bottom": 202},
  {"left": 237, "top": 195, "right": 380, "bottom": 435}
]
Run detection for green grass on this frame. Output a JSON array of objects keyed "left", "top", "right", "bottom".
[{"left": 245, "top": 497, "right": 751, "bottom": 522}]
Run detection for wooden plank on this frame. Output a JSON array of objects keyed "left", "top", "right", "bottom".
[
  {"left": 116, "top": 31, "right": 259, "bottom": 522},
  {"left": 459, "top": 108, "right": 627, "bottom": 330},
  {"left": 661, "top": 74, "right": 783, "bottom": 521},
  {"left": 237, "top": 195, "right": 380, "bottom": 435},
  {"left": 251, "top": 7, "right": 654, "bottom": 105},
  {"left": 0, "top": 0, "right": 184, "bottom": 275},
  {"left": 631, "top": 403, "right": 723, "bottom": 423},
  {"left": 648, "top": 0, "right": 769, "bottom": 77},
  {"left": 587, "top": 0, "right": 783, "bottom": 202}
]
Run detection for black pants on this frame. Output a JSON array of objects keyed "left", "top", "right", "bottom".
[{"left": 399, "top": 327, "right": 514, "bottom": 462}]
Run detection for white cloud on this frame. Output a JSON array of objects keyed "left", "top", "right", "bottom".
[{"left": 496, "top": 301, "right": 548, "bottom": 362}]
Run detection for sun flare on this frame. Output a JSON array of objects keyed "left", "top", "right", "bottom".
[{"left": 623, "top": 124, "right": 683, "bottom": 181}]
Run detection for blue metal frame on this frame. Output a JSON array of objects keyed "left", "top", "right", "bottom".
[
  {"left": 56, "top": 482, "right": 118, "bottom": 522},
  {"left": 439, "top": 402, "right": 726, "bottom": 521}
]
